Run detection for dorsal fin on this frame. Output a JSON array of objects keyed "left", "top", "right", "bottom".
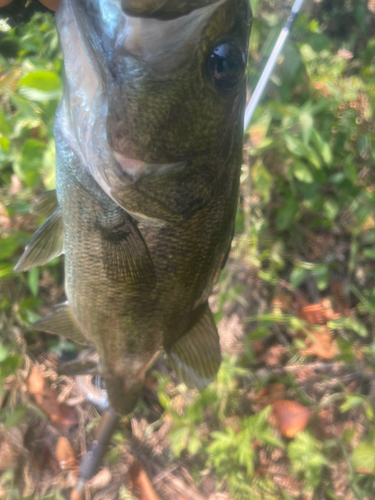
[
  {"left": 14, "top": 208, "right": 64, "bottom": 272},
  {"left": 167, "top": 304, "right": 221, "bottom": 389},
  {"left": 31, "top": 190, "right": 58, "bottom": 218}
]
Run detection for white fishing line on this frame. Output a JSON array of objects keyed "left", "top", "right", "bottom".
[{"left": 244, "top": 0, "right": 306, "bottom": 130}]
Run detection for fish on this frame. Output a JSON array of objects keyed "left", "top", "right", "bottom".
[{"left": 15, "top": 0, "right": 252, "bottom": 415}]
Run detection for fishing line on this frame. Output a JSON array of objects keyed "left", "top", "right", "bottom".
[
  {"left": 244, "top": 0, "right": 306, "bottom": 130},
  {"left": 247, "top": 0, "right": 290, "bottom": 91}
]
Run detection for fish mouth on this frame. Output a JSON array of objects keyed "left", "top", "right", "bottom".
[
  {"left": 121, "top": 0, "right": 225, "bottom": 73},
  {"left": 121, "top": 0, "right": 223, "bottom": 20},
  {"left": 113, "top": 152, "right": 186, "bottom": 182}
]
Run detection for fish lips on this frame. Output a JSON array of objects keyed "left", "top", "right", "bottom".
[{"left": 121, "top": 0, "right": 223, "bottom": 20}]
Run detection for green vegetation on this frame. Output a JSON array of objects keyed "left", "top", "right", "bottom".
[{"left": 1, "top": 1, "right": 375, "bottom": 499}]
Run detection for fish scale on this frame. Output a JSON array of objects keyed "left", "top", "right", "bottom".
[{"left": 15, "top": 0, "right": 252, "bottom": 415}]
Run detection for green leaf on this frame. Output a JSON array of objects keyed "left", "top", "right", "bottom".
[
  {"left": 284, "top": 135, "right": 321, "bottom": 169},
  {"left": 187, "top": 432, "right": 201, "bottom": 455},
  {"left": 18, "top": 70, "right": 62, "bottom": 101},
  {"left": 169, "top": 425, "right": 190, "bottom": 457},
  {"left": 290, "top": 266, "right": 307, "bottom": 289},
  {"left": 292, "top": 161, "right": 314, "bottom": 183},
  {"left": 0, "top": 238, "right": 19, "bottom": 261},
  {"left": 285, "top": 135, "right": 308, "bottom": 157},
  {"left": 299, "top": 113, "right": 313, "bottom": 145},
  {"left": 323, "top": 200, "right": 339, "bottom": 221},
  {"left": 28, "top": 268, "right": 39, "bottom": 297},
  {"left": 327, "top": 317, "right": 368, "bottom": 337},
  {"left": 0, "top": 262, "right": 14, "bottom": 280},
  {"left": 0, "top": 343, "right": 9, "bottom": 363},
  {"left": 340, "top": 394, "right": 366, "bottom": 413},
  {"left": 364, "top": 249, "right": 375, "bottom": 260},
  {"left": 311, "top": 129, "right": 332, "bottom": 166},
  {"left": 3, "top": 406, "right": 27, "bottom": 429},
  {"left": 352, "top": 442, "right": 375, "bottom": 473},
  {"left": 276, "top": 196, "right": 299, "bottom": 230},
  {"left": 157, "top": 391, "right": 171, "bottom": 410}
]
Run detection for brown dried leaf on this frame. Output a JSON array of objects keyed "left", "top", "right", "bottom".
[
  {"left": 128, "top": 460, "right": 162, "bottom": 500},
  {"left": 28, "top": 367, "right": 78, "bottom": 426},
  {"left": 55, "top": 436, "right": 77, "bottom": 472},
  {"left": 300, "top": 328, "right": 338, "bottom": 360},
  {"left": 320, "top": 298, "right": 339, "bottom": 321},
  {"left": 273, "top": 400, "right": 311, "bottom": 438},
  {"left": 256, "top": 383, "right": 286, "bottom": 408},
  {"left": 300, "top": 303, "right": 325, "bottom": 325}
]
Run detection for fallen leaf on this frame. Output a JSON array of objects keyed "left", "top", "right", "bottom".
[
  {"left": 128, "top": 460, "right": 162, "bottom": 500},
  {"left": 256, "top": 383, "right": 286, "bottom": 408},
  {"left": 300, "top": 328, "right": 338, "bottom": 360},
  {"left": 300, "top": 303, "right": 325, "bottom": 325},
  {"left": 55, "top": 436, "right": 78, "bottom": 472},
  {"left": 28, "top": 367, "right": 78, "bottom": 426},
  {"left": 320, "top": 298, "right": 339, "bottom": 321},
  {"left": 273, "top": 400, "right": 311, "bottom": 438}
]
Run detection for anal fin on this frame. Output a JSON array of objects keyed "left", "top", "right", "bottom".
[
  {"left": 32, "top": 302, "right": 88, "bottom": 346},
  {"left": 31, "top": 190, "right": 58, "bottom": 218},
  {"left": 167, "top": 304, "right": 221, "bottom": 389},
  {"left": 14, "top": 208, "right": 64, "bottom": 272}
]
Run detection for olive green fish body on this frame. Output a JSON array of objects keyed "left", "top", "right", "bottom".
[{"left": 15, "top": 0, "right": 252, "bottom": 415}]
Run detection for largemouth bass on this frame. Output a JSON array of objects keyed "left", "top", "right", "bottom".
[{"left": 15, "top": 0, "right": 252, "bottom": 415}]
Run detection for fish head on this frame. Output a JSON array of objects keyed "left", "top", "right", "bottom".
[{"left": 56, "top": 0, "right": 251, "bottom": 218}]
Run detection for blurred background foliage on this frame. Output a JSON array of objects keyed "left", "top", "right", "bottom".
[{"left": 0, "top": 1, "right": 375, "bottom": 499}]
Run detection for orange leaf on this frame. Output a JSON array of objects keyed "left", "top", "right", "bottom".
[
  {"left": 55, "top": 437, "right": 78, "bottom": 472},
  {"left": 273, "top": 400, "right": 311, "bottom": 438},
  {"left": 128, "top": 461, "right": 161, "bottom": 500},
  {"left": 300, "top": 328, "right": 338, "bottom": 360},
  {"left": 300, "top": 304, "right": 325, "bottom": 325},
  {"left": 28, "top": 367, "right": 78, "bottom": 426}
]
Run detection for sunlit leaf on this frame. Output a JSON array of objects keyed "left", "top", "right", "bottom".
[{"left": 18, "top": 70, "right": 62, "bottom": 101}]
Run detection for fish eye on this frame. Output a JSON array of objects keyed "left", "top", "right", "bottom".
[{"left": 207, "top": 42, "right": 246, "bottom": 93}]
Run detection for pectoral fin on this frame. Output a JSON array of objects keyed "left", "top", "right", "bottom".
[
  {"left": 31, "top": 190, "right": 58, "bottom": 218},
  {"left": 168, "top": 304, "right": 221, "bottom": 389},
  {"left": 99, "top": 218, "right": 156, "bottom": 289},
  {"left": 32, "top": 302, "right": 88, "bottom": 346},
  {"left": 112, "top": 187, "right": 183, "bottom": 226},
  {"left": 14, "top": 208, "right": 64, "bottom": 272}
]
